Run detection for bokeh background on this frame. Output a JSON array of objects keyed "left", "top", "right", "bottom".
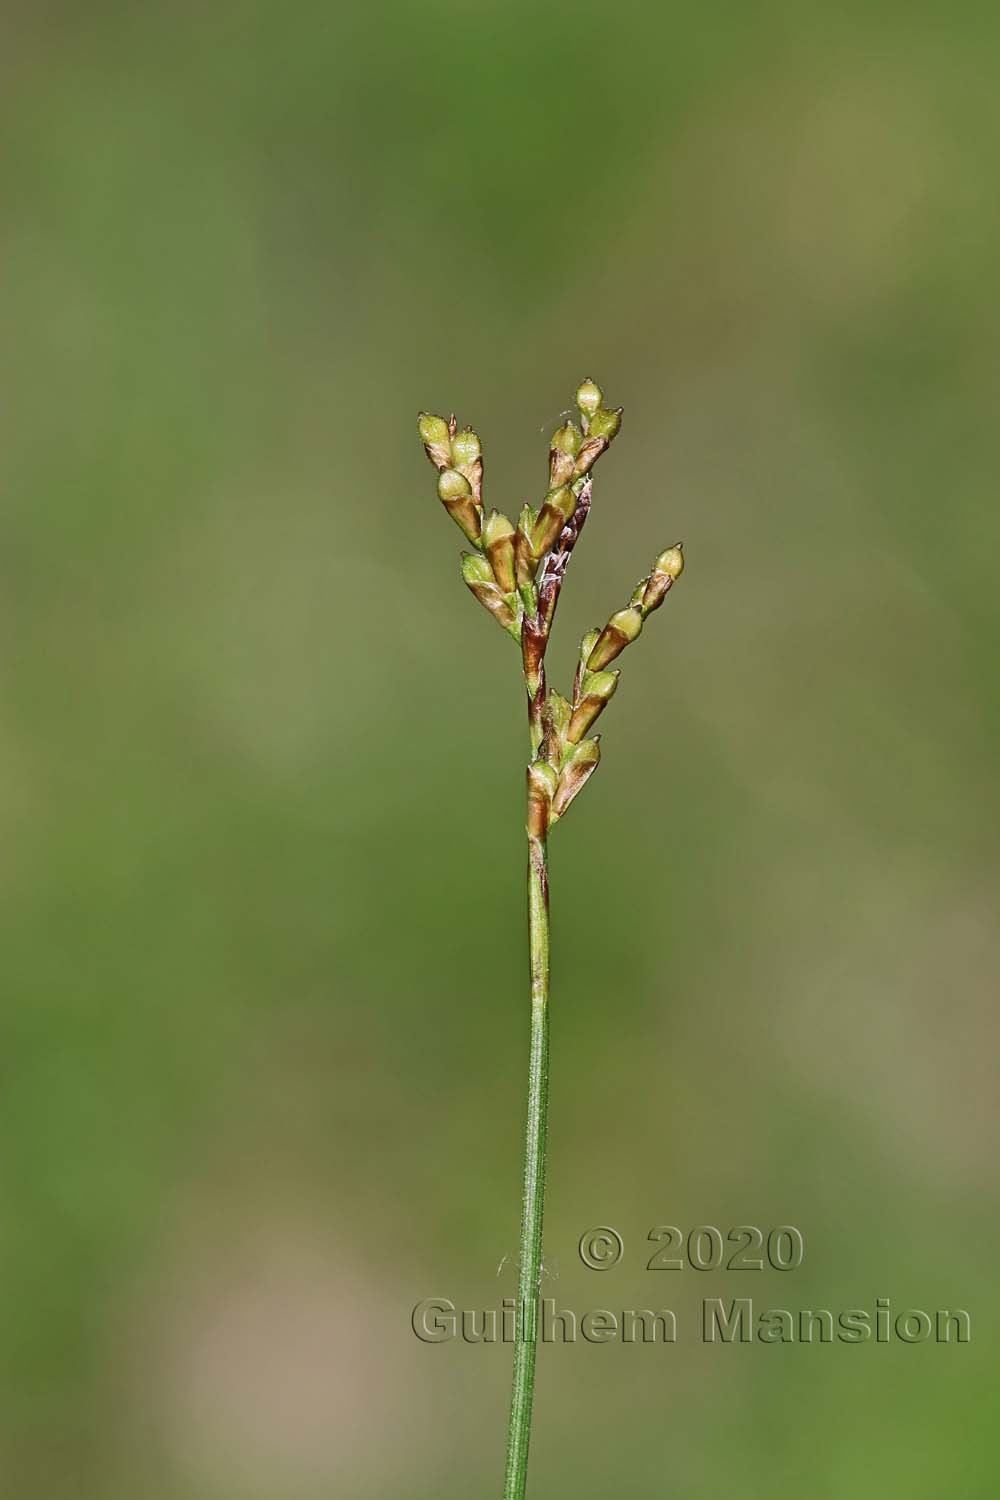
[{"left": 3, "top": 1, "right": 999, "bottom": 1495}]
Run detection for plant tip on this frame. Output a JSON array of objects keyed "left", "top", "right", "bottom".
[
  {"left": 418, "top": 411, "right": 448, "bottom": 442},
  {"left": 656, "top": 544, "right": 684, "bottom": 579},
  {"left": 576, "top": 378, "right": 603, "bottom": 418}
]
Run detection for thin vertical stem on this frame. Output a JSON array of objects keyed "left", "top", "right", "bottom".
[
  {"left": 503, "top": 831, "right": 550, "bottom": 1500},
  {"left": 418, "top": 380, "right": 666, "bottom": 1500}
]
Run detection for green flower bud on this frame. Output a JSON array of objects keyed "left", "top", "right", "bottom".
[
  {"left": 438, "top": 468, "right": 481, "bottom": 542},
  {"left": 542, "top": 691, "right": 573, "bottom": 769},
  {"left": 549, "top": 421, "right": 582, "bottom": 486},
  {"left": 551, "top": 421, "right": 581, "bottom": 456},
  {"left": 611, "top": 606, "right": 644, "bottom": 641},
  {"left": 461, "top": 553, "right": 519, "bottom": 636},
  {"left": 586, "top": 607, "right": 643, "bottom": 671},
  {"left": 576, "top": 378, "right": 603, "bottom": 420},
  {"left": 547, "top": 690, "right": 572, "bottom": 735},
  {"left": 419, "top": 411, "right": 453, "bottom": 470},
  {"left": 461, "top": 552, "right": 495, "bottom": 586},
  {"left": 587, "top": 407, "right": 622, "bottom": 441},
  {"left": 483, "top": 510, "right": 517, "bottom": 594},
  {"left": 641, "top": 543, "right": 684, "bottom": 614},
  {"left": 530, "top": 484, "right": 576, "bottom": 557},
  {"left": 579, "top": 628, "right": 600, "bottom": 667},
  {"left": 571, "top": 401, "right": 621, "bottom": 474},
  {"left": 438, "top": 468, "right": 472, "bottom": 502},
  {"left": 567, "top": 670, "right": 618, "bottom": 742},
  {"left": 579, "top": 669, "right": 619, "bottom": 699},
  {"left": 526, "top": 758, "right": 559, "bottom": 839},
  {"left": 419, "top": 412, "right": 450, "bottom": 446},
  {"left": 515, "top": 505, "right": 539, "bottom": 589},
  {"left": 450, "top": 427, "right": 481, "bottom": 468},
  {"left": 552, "top": 737, "right": 601, "bottom": 820},
  {"left": 656, "top": 544, "right": 684, "bottom": 579}
]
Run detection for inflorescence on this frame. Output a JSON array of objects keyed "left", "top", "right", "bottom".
[{"left": 418, "top": 378, "right": 684, "bottom": 838}]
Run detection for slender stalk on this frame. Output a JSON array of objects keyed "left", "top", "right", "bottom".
[
  {"left": 503, "top": 830, "right": 549, "bottom": 1500},
  {"left": 503, "top": 429, "right": 593, "bottom": 1498}
]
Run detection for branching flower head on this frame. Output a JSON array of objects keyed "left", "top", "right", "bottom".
[{"left": 417, "top": 379, "right": 684, "bottom": 836}]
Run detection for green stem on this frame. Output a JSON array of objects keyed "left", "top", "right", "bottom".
[{"left": 503, "top": 831, "right": 550, "bottom": 1500}]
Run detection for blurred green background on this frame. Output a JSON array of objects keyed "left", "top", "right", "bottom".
[{"left": 3, "top": 1, "right": 998, "bottom": 1495}]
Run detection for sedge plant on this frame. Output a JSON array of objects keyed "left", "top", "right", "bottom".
[{"left": 417, "top": 378, "right": 685, "bottom": 1499}]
